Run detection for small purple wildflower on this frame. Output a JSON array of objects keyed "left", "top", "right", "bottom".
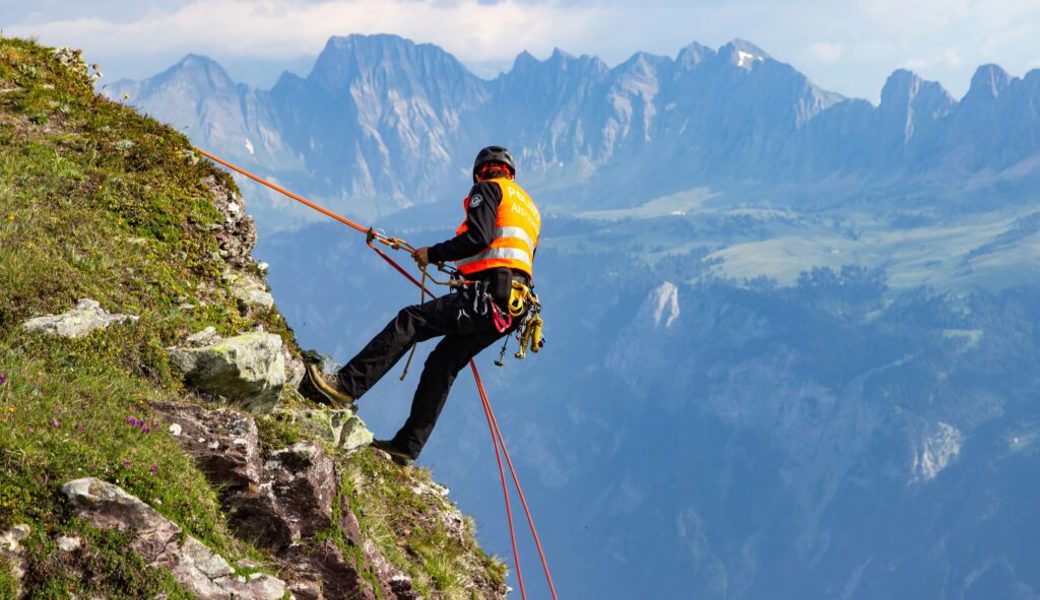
[
  {"left": 125, "top": 416, "right": 138, "bottom": 426},
  {"left": 27, "top": 426, "right": 34, "bottom": 434},
  {"left": 121, "top": 459, "right": 132, "bottom": 469},
  {"left": 149, "top": 464, "right": 158, "bottom": 475},
  {"left": 142, "top": 425, "right": 151, "bottom": 434},
  {"left": 51, "top": 417, "right": 60, "bottom": 428},
  {"left": 0, "top": 372, "right": 7, "bottom": 385},
  {"left": 76, "top": 422, "right": 85, "bottom": 431}
]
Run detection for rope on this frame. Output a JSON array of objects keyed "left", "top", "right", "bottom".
[
  {"left": 472, "top": 363, "right": 559, "bottom": 600},
  {"left": 472, "top": 365, "right": 558, "bottom": 599},
  {"left": 195, "top": 148, "right": 558, "bottom": 599}
]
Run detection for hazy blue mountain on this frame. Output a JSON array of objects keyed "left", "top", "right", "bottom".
[
  {"left": 108, "top": 34, "right": 1040, "bottom": 226},
  {"left": 255, "top": 215, "right": 1040, "bottom": 599}
]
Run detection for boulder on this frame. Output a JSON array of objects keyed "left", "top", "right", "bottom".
[
  {"left": 154, "top": 401, "right": 412, "bottom": 599},
  {"left": 224, "top": 271, "right": 275, "bottom": 312},
  {"left": 61, "top": 478, "right": 286, "bottom": 600},
  {"left": 273, "top": 408, "right": 374, "bottom": 452},
  {"left": 167, "top": 329, "right": 286, "bottom": 412},
  {"left": 151, "top": 401, "right": 263, "bottom": 497},
  {"left": 22, "top": 299, "right": 138, "bottom": 338},
  {"left": 281, "top": 344, "right": 305, "bottom": 388}
]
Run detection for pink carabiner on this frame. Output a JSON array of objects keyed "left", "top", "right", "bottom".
[{"left": 491, "top": 304, "right": 513, "bottom": 333}]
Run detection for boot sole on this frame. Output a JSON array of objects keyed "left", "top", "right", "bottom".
[
  {"left": 303, "top": 363, "right": 355, "bottom": 408},
  {"left": 371, "top": 440, "right": 415, "bottom": 466}
]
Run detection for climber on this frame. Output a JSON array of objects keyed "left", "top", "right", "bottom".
[{"left": 299, "top": 146, "right": 541, "bottom": 466}]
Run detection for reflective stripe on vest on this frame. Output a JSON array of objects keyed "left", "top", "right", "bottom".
[{"left": 455, "top": 178, "right": 540, "bottom": 276}]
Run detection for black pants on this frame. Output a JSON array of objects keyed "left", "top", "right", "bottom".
[{"left": 337, "top": 288, "right": 516, "bottom": 458}]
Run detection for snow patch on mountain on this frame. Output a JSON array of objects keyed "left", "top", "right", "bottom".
[
  {"left": 736, "top": 50, "right": 763, "bottom": 69},
  {"left": 651, "top": 281, "right": 680, "bottom": 328},
  {"left": 913, "top": 422, "right": 964, "bottom": 481}
]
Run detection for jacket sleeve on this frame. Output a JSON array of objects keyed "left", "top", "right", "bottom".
[{"left": 427, "top": 181, "right": 502, "bottom": 264}]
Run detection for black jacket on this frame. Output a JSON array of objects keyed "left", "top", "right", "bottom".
[{"left": 427, "top": 180, "right": 503, "bottom": 265}]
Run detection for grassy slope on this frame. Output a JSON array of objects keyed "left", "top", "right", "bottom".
[{"left": 0, "top": 38, "right": 503, "bottom": 599}]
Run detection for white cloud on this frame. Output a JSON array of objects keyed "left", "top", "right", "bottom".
[
  {"left": 805, "top": 42, "right": 843, "bottom": 65},
  {"left": 7, "top": 0, "right": 602, "bottom": 67},
  {"left": 904, "top": 47, "right": 963, "bottom": 71}
]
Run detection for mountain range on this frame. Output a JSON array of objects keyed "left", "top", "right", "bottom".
[{"left": 108, "top": 34, "right": 1040, "bottom": 224}]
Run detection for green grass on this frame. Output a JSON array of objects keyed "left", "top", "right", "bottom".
[
  {"left": 343, "top": 450, "right": 508, "bottom": 599},
  {"left": 0, "top": 36, "right": 506, "bottom": 598},
  {"left": 0, "top": 36, "right": 281, "bottom": 596},
  {"left": 19, "top": 524, "right": 193, "bottom": 599}
]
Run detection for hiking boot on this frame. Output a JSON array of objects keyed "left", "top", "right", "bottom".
[
  {"left": 371, "top": 439, "right": 415, "bottom": 467},
  {"left": 298, "top": 362, "right": 355, "bottom": 408}
]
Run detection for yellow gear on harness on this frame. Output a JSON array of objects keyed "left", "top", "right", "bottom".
[
  {"left": 494, "top": 280, "right": 546, "bottom": 365},
  {"left": 508, "top": 279, "right": 534, "bottom": 317},
  {"left": 515, "top": 312, "right": 544, "bottom": 360},
  {"left": 510, "top": 281, "right": 544, "bottom": 360}
]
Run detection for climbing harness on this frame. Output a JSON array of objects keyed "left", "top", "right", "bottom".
[{"left": 195, "top": 148, "right": 558, "bottom": 600}]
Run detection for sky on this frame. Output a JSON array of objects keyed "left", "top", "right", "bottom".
[{"left": 3, "top": 0, "right": 1040, "bottom": 102}]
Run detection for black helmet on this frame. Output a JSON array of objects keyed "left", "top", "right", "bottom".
[{"left": 472, "top": 145, "right": 516, "bottom": 182}]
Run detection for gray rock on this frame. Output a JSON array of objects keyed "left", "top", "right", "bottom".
[
  {"left": 224, "top": 271, "right": 275, "bottom": 311},
  {"left": 274, "top": 408, "right": 373, "bottom": 452},
  {"left": 151, "top": 401, "right": 263, "bottom": 498},
  {"left": 22, "top": 299, "right": 138, "bottom": 338},
  {"left": 184, "top": 326, "right": 221, "bottom": 347},
  {"left": 154, "top": 401, "right": 395, "bottom": 599},
  {"left": 334, "top": 413, "right": 374, "bottom": 452},
  {"left": 167, "top": 330, "right": 286, "bottom": 412},
  {"left": 62, "top": 477, "right": 286, "bottom": 600},
  {"left": 281, "top": 345, "right": 305, "bottom": 389},
  {"left": 56, "top": 535, "right": 82, "bottom": 552},
  {"left": 201, "top": 175, "right": 256, "bottom": 270}
]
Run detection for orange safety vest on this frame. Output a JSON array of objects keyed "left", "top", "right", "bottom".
[{"left": 455, "top": 177, "right": 541, "bottom": 277}]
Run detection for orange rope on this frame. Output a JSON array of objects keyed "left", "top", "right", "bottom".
[
  {"left": 195, "top": 148, "right": 558, "bottom": 599},
  {"left": 195, "top": 148, "right": 371, "bottom": 235}
]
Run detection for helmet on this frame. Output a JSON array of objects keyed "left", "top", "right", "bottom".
[{"left": 472, "top": 145, "right": 516, "bottom": 182}]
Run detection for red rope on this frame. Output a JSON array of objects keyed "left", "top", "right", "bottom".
[
  {"left": 472, "top": 366, "right": 559, "bottom": 599},
  {"left": 195, "top": 148, "right": 557, "bottom": 599},
  {"left": 474, "top": 361, "right": 527, "bottom": 599}
]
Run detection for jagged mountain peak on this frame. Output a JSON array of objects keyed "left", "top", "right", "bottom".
[
  {"left": 720, "top": 38, "right": 772, "bottom": 69},
  {"left": 618, "top": 50, "right": 670, "bottom": 69},
  {"left": 549, "top": 47, "right": 573, "bottom": 61},
  {"left": 676, "top": 41, "right": 716, "bottom": 68},
  {"left": 167, "top": 53, "right": 231, "bottom": 78},
  {"left": 506, "top": 46, "right": 607, "bottom": 80},
  {"left": 880, "top": 69, "right": 953, "bottom": 108},
  {"left": 308, "top": 32, "right": 471, "bottom": 93},
  {"left": 149, "top": 52, "right": 236, "bottom": 92},
  {"left": 965, "top": 63, "right": 1012, "bottom": 101},
  {"left": 880, "top": 69, "right": 924, "bottom": 102},
  {"left": 176, "top": 53, "right": 223, "bottom": 69},
  {"left": 320, "top": 32, "right": 461, "bottom": 65}
]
